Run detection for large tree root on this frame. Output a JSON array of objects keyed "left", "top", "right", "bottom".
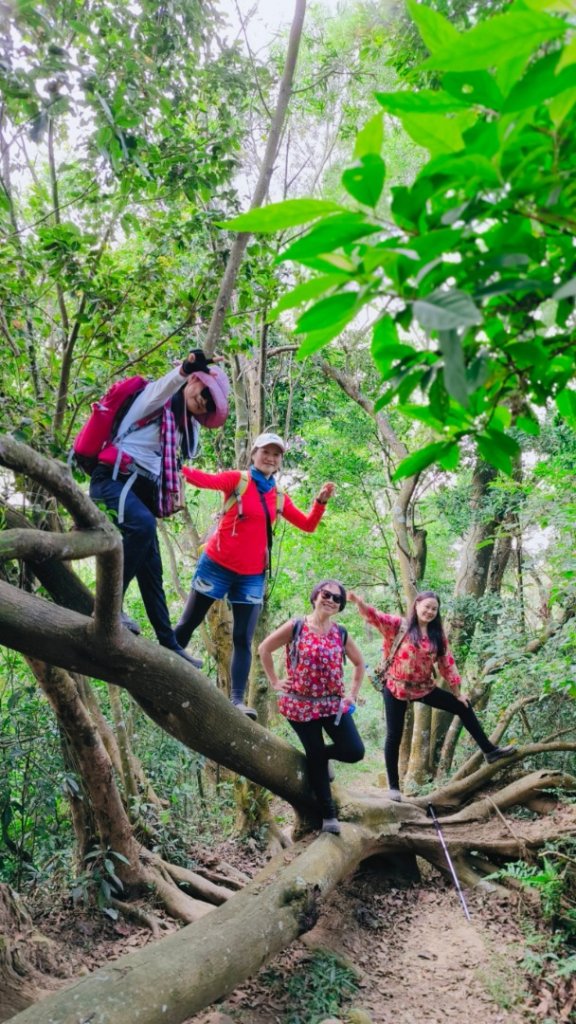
[{"left": 0, "top": 885, "right": 64, "bottom": 1022}]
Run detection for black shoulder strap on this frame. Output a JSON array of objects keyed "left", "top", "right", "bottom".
[{"left": 337, "top": 624, "right": 348, "bottom": 663}]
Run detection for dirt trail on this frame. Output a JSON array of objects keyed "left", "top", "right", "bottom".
[{"left": 193, "top": 864, "right": 530, "bottom": 1024}]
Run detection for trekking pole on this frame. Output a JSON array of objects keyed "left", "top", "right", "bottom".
[{"left": 427, "top": 803, "right": 471, "bottom": 922}]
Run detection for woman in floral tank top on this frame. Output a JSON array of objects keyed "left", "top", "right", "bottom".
[
  {"left": 348, "top": 589, "right": 514, "bottom": 802},
  {"left": 259, "top": 580, "right": 365, "bottom": 835}
]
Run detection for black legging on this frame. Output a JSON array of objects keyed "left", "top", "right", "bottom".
[
  {"left": 383, "top": 686, "right": 497, "bottom": 790},
  {"left": 175, "top": 591, "right": 261, "bottom": 703},
  {"left": 289, "top": 714, "right": 365, "bottom": 818}
]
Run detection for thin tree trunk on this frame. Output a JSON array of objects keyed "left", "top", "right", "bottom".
[{"left": 203, "top": 0, "right": 307, "bottom": 358}]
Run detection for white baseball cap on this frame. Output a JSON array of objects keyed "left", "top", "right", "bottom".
[{"left": 251, "top": 432, "right": 286, "bottom": 453}]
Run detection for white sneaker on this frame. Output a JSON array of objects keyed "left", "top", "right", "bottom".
[{"left": 385, "top": 788, "right": 402, "bottom": 802}]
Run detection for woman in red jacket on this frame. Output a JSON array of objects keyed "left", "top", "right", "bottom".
[
  {"left": 176, "top": 432, "right": 335, "bottom": 718},
  {"left": 348, "top": 589, "right": 514, "bottom": 801}
]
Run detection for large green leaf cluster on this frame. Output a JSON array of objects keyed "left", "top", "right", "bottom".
[{"left": 222, "top": 0, "right": 576, "bottom": 479}]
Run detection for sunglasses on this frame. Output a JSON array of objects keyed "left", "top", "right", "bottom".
[{"left": 319, "top": 589, "right": 342, "bottom": 605}]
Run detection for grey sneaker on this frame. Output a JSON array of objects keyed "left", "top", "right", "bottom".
[
  {"left": 321, "top": 817, "right": 341, "bottom": 834},
  {"left": 385, "top": 788, "right": 402, "bottom": 802},
  {"left": 232, "top": 702, "right": 257, "bottom": 721},
  {"left": 327, "top": 760, "right": 335, "bottom": 782},
  {"left": 485, "top": 745, "right": 515, "bottom": 763}
]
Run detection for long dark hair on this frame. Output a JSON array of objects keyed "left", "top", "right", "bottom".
[
  {"left": 171, "top": 388, "right": 195, "bottom": 458},
  {"left": 406, "top": 590, "right": 446, "bottom": 656}
]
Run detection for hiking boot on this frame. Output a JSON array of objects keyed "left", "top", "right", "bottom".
[
  {"left": 232, "top": 701, "right": 258, "bottom": 720},
  {"left": 385, "top": 788, "right": 402, "bottom": 802},
  {"left": 321, "top": 817, "right": 341, "bottom": 835},
  {"left": 327, "top": 760, "right": 335, "bottom": 782},
  {"left": 121, "top": 612, "right": 141, "bottom": 635},
  {"left": 485, "top": 745, "right": 515, "bottom": 764}
]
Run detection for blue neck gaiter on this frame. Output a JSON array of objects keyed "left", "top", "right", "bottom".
[{"left": 250, "top": 466, "right": 276, "bottom": 494}]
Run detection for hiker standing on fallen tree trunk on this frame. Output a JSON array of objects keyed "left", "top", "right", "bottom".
[
  {"left": 176, "top": 433, "right": 335, "bottom": 718},
  {"left": 347, "top": 589, "right": 514, "bottom": 801},
  {"left": 259, "top": 579, "right": 365, "bottom": 834},
  {"left": 88, "top": 351, "right": 230, "bottom": 664}
]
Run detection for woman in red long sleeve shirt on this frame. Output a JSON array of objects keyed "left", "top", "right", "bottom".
[
  {"left": 348, "top": 590, "right": 514, "bottom": 800},
  {"left": 176, "top": 432, "right": 335, "bottom": 718}
]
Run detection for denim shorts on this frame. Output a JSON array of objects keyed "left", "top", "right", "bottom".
[{"left": 192, "top": 553, "right": 265, "bottom": 604}]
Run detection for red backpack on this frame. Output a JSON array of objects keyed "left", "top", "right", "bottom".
[{"left": 71, "top": 375, "right": 151, "bottom": 475}]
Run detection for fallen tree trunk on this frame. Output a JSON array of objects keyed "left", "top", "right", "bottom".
[{"left": 8, "top": 780, "right": 576, "bottom": 1024}]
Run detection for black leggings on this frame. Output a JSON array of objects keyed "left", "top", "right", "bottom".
[
  {"left": 175, "top": 591, "right": 261, "bottom": 703},
  {"left": 383, "top": 687, "right": 496, "bottom": 790},
  {"left": 289, "top": 714, "right": 365, "bottom": 818}
]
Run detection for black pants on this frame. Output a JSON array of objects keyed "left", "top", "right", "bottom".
[
  {"left": 289, "top": 714, "right": 365, "bottom": 818},
  {"left": 383, "top": 686, "right": 496, "bottom": 790},
  {"left": 175, "top": 591, "right": 261, "bottom": 703},
  {"left": 89, "top": 466, "right": 177, "bottom": 648}
]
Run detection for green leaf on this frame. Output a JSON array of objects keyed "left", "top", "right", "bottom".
[
  {"left": 502, "top": 51, "right": 576, "bottom": 112},
  {"left": 556, "top": 34, "right": 576, "bottom": 74},
  {"left": 109, "top": 851, "right": 131, "bottom": 864},
  {"left": 392, "top": 441, "right": 455, "bottom": 481},
  {"left": 371, "top": 316, "right": 400, "bottom": 372},
  {"left": 354, "top": 113, "right": 383, "bottom": 158},
  {"left": 490, "top": 406, "right": 512, "bottom": 431},
  {"left": 341, "top": 155, "right": 386, "bottom": 208},
  {"left": 516, "top": 415, "right": 540, "bottom": 436},
  {"left": 413, "top": 289, "right": 482, "bottom": 331},
  {"left": 438, "top": 330, "right": 468, "bottom": 407},
  {"left": 398, "top": 113, "right": 466, "bottom": 155},
  {"left": 418, "top": 153, "right": 500, "bottom": 186},
  {"left": 375, "top": 90, "right": 468, "bottom": 114},
  {"left": 553, "top": 278, "right": 576, "bottom": 300},
  {"left": 406, "top": 0, "right": 459, "bottom": 53},
  {"left": 269, "top": 275, "right": 350, "bottom": 322},
  {"left": 295, "top": 291, "right": 358, "bottom": 333},
  {"left": 548, "top": 86, "right": 576, "bottom": 126},
  {"left": 296, "top": 320, "right": 354, "bottom": 357},
  {"left": 476, "top": 434, "right": 513, "bottom": 475},
  {"left": 442, "top": 71, "right": 504, "bottom": 110},
  {"left": 278, "top": 214, "right": 381, "bottom": 263},
  {"left": 422, "top": 11, "right": 566, "bottom": 73},
  {"left": 439, "top": 443, "right": 460, "bottom": 471},
  {"left": 475, "top": 277, "right": 546, "bottom": 298},
  {"left": 556, "top": 388, "right": 576, "bottom": 424},
  {"left": 408, "top": 228, "right": 464, "bottom": 261},
  {"left": 218, "top": 199, "right": 346, "bottom": 233},
  {"left": 398, "top": 404, "right": 445, "bottom": 430}
]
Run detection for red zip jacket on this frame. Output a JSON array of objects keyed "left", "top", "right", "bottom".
[{"left": 183, "top": 468, "right": 326, "bottom": 574}]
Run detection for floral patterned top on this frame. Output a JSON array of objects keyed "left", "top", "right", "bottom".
[
  {"left": 278, "top": 620, "right": 345, "bottom": 723},
  {"left": 362, "top": 606, "right": 461, "bottom": 701}
]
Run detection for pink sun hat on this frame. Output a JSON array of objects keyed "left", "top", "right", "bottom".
[{"left": 190, "top": 365, "right": 230, "bottom": 428}]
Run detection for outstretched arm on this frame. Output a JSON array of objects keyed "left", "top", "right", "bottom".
[
  {"left": 281, "top": 481, "right": 336, "bottom": 533},
  {"left": 347, "top": 591, "right": 403, "bottom": 638},
  {"left": 182, "top": 467, "right": 242, "bottom": 493}
]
